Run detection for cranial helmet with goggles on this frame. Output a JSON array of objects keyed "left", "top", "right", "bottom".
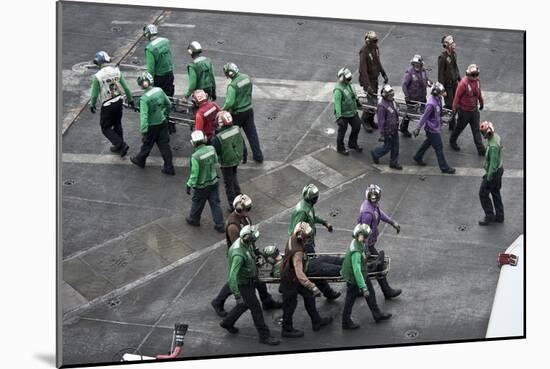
[
  {"left": 137, "top": 72, "right": 154, "bottom": 89},
  {"left": 262, "top": 245, "right": 281, "bottom": 265},
  {"left": 466, "top": 64, "right": 480, "bottom": 79},
  {"left": 479, "top": 121, "right": 495, "bottom": 138},
  {"left": 431, "top": 82, "right": 446, "bottom": 96},
  {"left": 410, "top": 54, "right": 424, "bottom": 69},
  {"left": 240, "top": 225, "right": 260, "bottom": 244},
  {"left": 233, "top": 194, "right": 252, "bottom": 213},
  {"left": 365, "top": 31, "right": 378, "bottom": 44},
  {"left": 442, "top": 35, "right": 455, "bottom": 49},
  {"left": 381, "top": 84, "right": 395, "bottom": 100},
  {"left": 353, "top": 223, "right": 372, "bottom": 239},
  {"left": 187, "top": 41, "right": 202, "bottom": 56},
  {"left": 216, "top": 111, "right": 233, "bottom": 129},
  {"left": 366, "top": 184, "right": 382, "bottom": 204},
  {"left": 337, "top": 67, "right": 353, "bottom": 83},
  {"left": 192, "top": 89, "right": 208, "bottom": 106},
  {"left": 302, "top": 184, "right": 320, "bottom": 205},
  {"left": 143, "top": 24, "right": 158, "bottom": 40},
  {"left": 93, "top": 51, "right": 111, "bottom": 66}
]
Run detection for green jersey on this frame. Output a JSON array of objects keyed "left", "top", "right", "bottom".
[
  {"left": 485, "top": 133, "right": 503, "bottom": 181},
  {"left": 186, "top": 145, "right": 219, "bottom": 188},
  {"left": 221, "top": 73, "right": 253, "bottom": 113},
  {"left": 333, "top": 82, "right": 359, "bottom": 119},
  {"left": 287, "top": 199, "right": 327, "bottom": 240},
  {"left": 185, "top": 56, "right": 216, "bottom": 98},
  {"left": 139, "top": 87, "right": 171, "bottom": 133},
  {"left": 340, "top": 239, "right": 368, "bottom": 289},
  {"left": 215, "top": 125, "right": 244, "bottom": 167},
  {"left": 145, "top": 37, "right": 174, "bottom": 76},
  {"left": 227, "top": 238, "right": 258, "bottom": 298}
]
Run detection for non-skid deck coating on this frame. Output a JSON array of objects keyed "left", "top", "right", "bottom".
[{"left": 59, "top": 3, "right": 524, "bottom": 366}]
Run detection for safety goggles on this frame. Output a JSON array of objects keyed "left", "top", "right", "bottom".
[
  {"left": 243, "top": 206, "right": 252, "bottom": 212},
  {"left": 469, "top": 72, "right": 479, "bottom": 77}
]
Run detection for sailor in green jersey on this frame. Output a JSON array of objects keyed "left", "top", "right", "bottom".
[
  {"left": 220, "top": 225, "right": 280, "bottom": 346},
  {"left": 333, "top": 67, "right": 363, "bottom": 155},
  {"left": 183, "top": 41, "right": 216, "bottom": 100},
  {"left": 130, "top": 72, "right": 175, "bottom": 175},
  {"left": 341, "top": 224, "right": 391, "bottom": 329},
  {"left": 89, "top": 51, "right": 134, "bottom": 157},
  {"left": 185, "top": 130, "right": 225, "bottom": 233},
  {"left": 143, "top": 24, "right": 176, "bottom": 133},
  {"left": 263, "top": 245, "right": 283, "bottom": 279},
  {"left": 288, "top": 184, "right": 342, "bottom": 300},
  {"left": 221, "top": 62, "right": 264, "bottom": 163},
  {"left": 478, "top": 121, "right": 504, "bottom": 225},
  {"left": 211, "top": 111, "right": 245, "bottom": 211}
]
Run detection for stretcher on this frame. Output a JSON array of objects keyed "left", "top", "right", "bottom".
[
  {"left": 258, "top": 252, "right": 390, "bottom": 284},
  {"left": 123, "top": 91, "right": 196, "bottom": 131},
  {"left": 357, "top": 92, "right": 454, "bottom": 124}
]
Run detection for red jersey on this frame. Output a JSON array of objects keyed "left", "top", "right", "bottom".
[
  {"left": 453, "top": 77, "right": 483, "bottom": 112},
  {"left": 195, "top": 101, "right": 220, "bottom": 140}
]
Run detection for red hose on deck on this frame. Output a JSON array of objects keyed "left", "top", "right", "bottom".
[{"left": 156, "top": 345, "right": 182, "bottom": 360}]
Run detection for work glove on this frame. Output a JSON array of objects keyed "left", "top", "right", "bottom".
[
  {"left": 361, "top": 287, "right": 369, "bottom": 298},
  {"left": 392, "top": 222, "right": 401, "bottom": 234},
  {"left": 413, "top": 128, "right": 421, "bottom": 137},
  {"left": 356, "top": 99, "right": 362, "bottom": 108},
  {"left": 336, "top": 118, "right": 346, "bottom": 127},
  {"left": 311, "top": 286, "right": 322, "bottom": 298},
  {"left": 479, "top": 102, "right": 484, "bottom": 111},
  {"left": 235, "top": 296, "right": 244, "bottom": 306},
  {"left": 186, "top": 185, "right": 191, "bottom": 195},
  {"left": 211, "top": 90, "right": 217, "bottom": 101},
  {"left": 141, "top": 133, "right": 147, "bottom": 143},
  {"left": 427, "top": 79, "right": 434, "bottom": 87},
  {"left": 382, "top": 73, "right": 389, "bottom": 84},
  {"left": 90, "top": 106, "right": 96, "bottom": 114},
  {"left": 325, "top": 222, "right": 333, "bottom": 233}
]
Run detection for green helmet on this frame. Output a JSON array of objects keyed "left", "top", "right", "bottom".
[
  {"left": 301, "top": 184, "right": 320, "bottom": 204},
  {"left": 137, "top": 72, "right": 154, "bottom": 88},
  {"left": 240, "top": 225, "right": 260, "bottom": 244},
  {"left": 262, "top": 245, "right": 280, "bottom": 265},
  {"left": 223, "top": 62, "right": 239, "bottom": 78},
  {"left": 353, "top": 223, "right": 371, "bottom": 239},
  {"left": 143, "top": 24, "right": 158, "bottom": 40}
]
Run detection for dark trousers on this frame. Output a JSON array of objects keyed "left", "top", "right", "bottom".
[
  {"left": 134, "top": 123, "right": 174, "bottom": 170},
  {"left": 279, "top": 280, "right": 321, "bottom": 331},
  {"left": 479, "top": 167, "right": 504, "bottom": 220},
  {"left": 221, "top": 281, "right": 271, "bottom": 339},
  {"left": 342, "top": 281, "right": 379, "bottom": 323},
  {"left": 372, "top": 131, "right": 400, "bottom": 165},
  {"left": 443, "top": 82, "right": 457, "bottom": 129},
  {"left": 306, "top": 250, "right": 343, "bottom": 297},
  {"left": 450, "top": 109, "right": 485, "bottom": 154},
  {"left": 367, "top": 244, "right": 394, "bottom": 297},
  {"left": 154, "top": 73, "right": 175, "bottom": 133},
  {"left": 99, "top": 99, "right": 124, "bottom": 148},
  {"left": 188, "top": 182, "right": 225, "bottom": 229},
  {"left": 221, "top": 166, "right": 241, "bottom": 208},
  {"left": 213, "top": 281, "right": 273, "bottom": 308},
  {"left": 232, "top": 109, "right": 263, "bottom": 162},
  {"left": 336, "top": 114, "right": 361, "bottom": 151},
  {"left": 400, "top": 98, "right": 426, "bottom": 131},
  {"left": 361, "top": 79, "right": 379, "bottom": 126},
  {"left": 414, "top": 131, "right": 450, "bottom": 171}
]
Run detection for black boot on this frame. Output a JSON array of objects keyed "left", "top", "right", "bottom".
[
  {"left": 365, "top": 295, "right": 392, "bottom": 323},
  {"left": 211, "top": 299, "right": 227, "bottom": 317},
  {"left": 312, "top": 316, "right": 333, "bottom": 331},
  {"left": 259, "top": 336, "right": 280, "bottom": 345},
  {"left": 378, "top": 277, "right": 402, "bottom": 300},
  {"left": 342, "top": 320, "right": 360, "bottom": 330},
  {"left": 479, "top": 215, "right": 495, "bottom": 226},
  {"left": 282, "top": 328, "right": 304, "bottom": 338},
  {"left": 399, "top": 120, "right": 412, "bottom": 137}
]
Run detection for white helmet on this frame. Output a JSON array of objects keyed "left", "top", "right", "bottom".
[
  {"left": 353, "top": 223, "right": 371, "bottom": 239},
  {"left": 337, "top": 67, "right": 353, "bottom": 83},
  {"left": 380, "top": 84, "right": 394, "bottom": 100},
  {"left": 442, "top": 35, "right": 455, "bottom": 48},
  {"left": 365, "top": 184, "right": 381, "bottom": 203},
  {"left": 187, "top": 41, "right": 202, "bottom": 56},
  {"left": 143, "top": 24, "right": 158, "bottom": 39},
  {"left": 190, "top": 130, "right": 207, "bottom": 146},
  {"left": 233, "top": 194, "right": 252, "bottom": 213}
]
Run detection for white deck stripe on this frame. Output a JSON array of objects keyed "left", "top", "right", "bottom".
[
  {"left": 61, "top": 153, "right": 281, "bottom": 171},
  {"left": 111, "top": 20, "right": 195, "bottom": 28},
  {"left": 291, "top": 155, "right": 348, "bottom": 188},
  {"left": 374, "top": 164, "right": 523, "bottom": 178}
]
